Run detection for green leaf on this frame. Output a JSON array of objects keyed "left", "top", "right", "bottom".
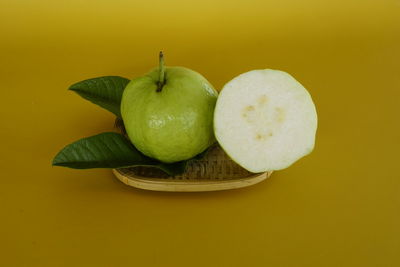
[
  {"left": 158, "top": 161, "right": 188, "bottom": 176},
  {"left": 52, "top": 132, "right": 156, "bottom": 169},
  {"left": 52, "top": 132, "right": 189, "bottom": 176},
  {"left": 69, "top": 76, "right": 130, "bottom": 117},
  {"left": 155, "top": 147, "right": 213, "bottom": 176}
]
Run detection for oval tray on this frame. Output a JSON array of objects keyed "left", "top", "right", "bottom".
[{"left": 113, "top": 145, "right": 272, "bottom": 192}]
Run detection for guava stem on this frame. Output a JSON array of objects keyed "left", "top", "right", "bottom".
[{"left": 157, "top": 51, "right": 165, "bottom": 92}]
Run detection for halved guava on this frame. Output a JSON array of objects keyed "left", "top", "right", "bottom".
[{"left": 214, "top": 69, "right": 317, "bottom": 173}]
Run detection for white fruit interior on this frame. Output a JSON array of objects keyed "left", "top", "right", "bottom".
[{"left": 214, "top": 69, "right": 317, "bottom": 173}]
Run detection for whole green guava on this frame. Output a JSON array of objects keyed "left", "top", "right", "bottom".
[{"left": 121, "top": 55, "right": 218, "bottom": 163}]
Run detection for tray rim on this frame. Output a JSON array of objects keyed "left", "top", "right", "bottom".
[{"left": 112, "top": 169, "right": 273, "bottom": 192}]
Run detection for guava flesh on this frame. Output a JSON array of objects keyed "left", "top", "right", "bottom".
[{"left": 214, "top": 69, "right": 317, "bottom": 173}]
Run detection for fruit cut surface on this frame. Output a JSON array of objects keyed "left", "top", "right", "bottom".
[{"left": 214, "top": 69, "right": 317, "bottom": 173}]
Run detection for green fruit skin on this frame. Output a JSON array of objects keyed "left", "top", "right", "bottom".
[{"left": 121, "top": 67, "right": 218, "bottom": 163}]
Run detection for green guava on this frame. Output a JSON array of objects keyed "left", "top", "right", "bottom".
[{"left": 121, "top": 53, "right": 218, "bottom": 163}]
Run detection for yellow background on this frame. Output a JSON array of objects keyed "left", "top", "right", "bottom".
[{"left": 1, "top": 0, "right": 399, "bottom": 266}]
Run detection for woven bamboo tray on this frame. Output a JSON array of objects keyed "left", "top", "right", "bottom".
[{"left": 113, "top": 145, "right": 272, "bottom": 192}]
